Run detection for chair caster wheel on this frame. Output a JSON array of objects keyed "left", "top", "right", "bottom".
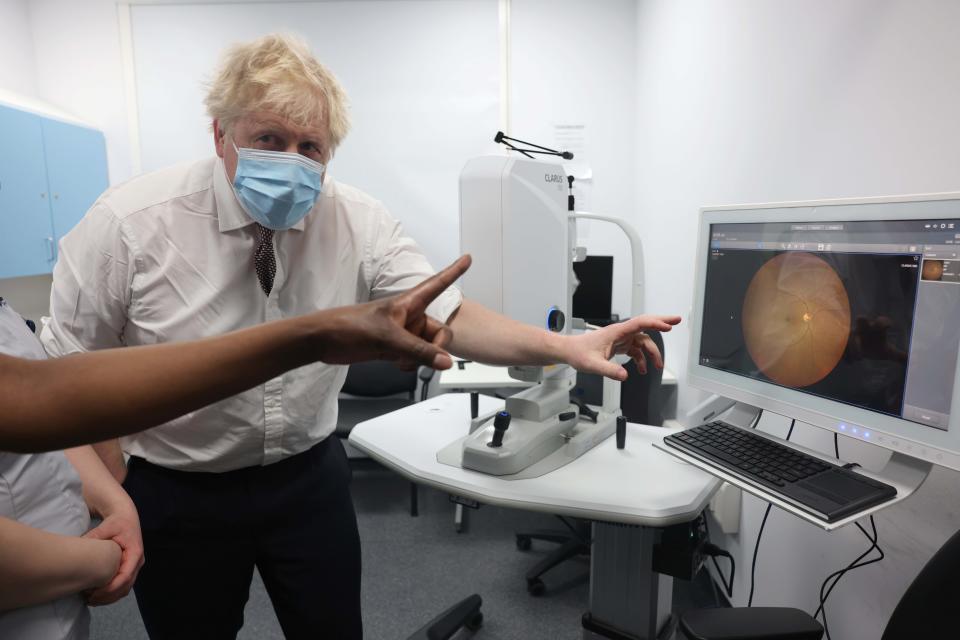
[
  {"left": 527, "top": 578, "right": 545, "bottom": 596},
  {"left": 516, "top": 535, "right": 532, "bottom": 551},
  {"left": 466, "top": 612, "right": 483, "bottom": 631}
]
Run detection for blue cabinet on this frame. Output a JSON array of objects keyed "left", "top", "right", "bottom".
[
  {"left": 41, "top": 117, "right": 109, "bottom": 260},
  {"left": 0, "top": 106, "right": 54, "bottom": 278},
  {"left": 0, "top": 103, "right": 108, "bottom": 278}
]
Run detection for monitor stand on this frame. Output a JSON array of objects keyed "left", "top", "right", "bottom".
[{"left": 655, "top": 394, "right": 933, "bottom": 531}]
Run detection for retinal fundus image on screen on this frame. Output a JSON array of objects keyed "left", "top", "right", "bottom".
[{"left": 700, "top": 249, "right": 920, "bottom": 418}]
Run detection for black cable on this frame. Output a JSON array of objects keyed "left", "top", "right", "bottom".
[
  {"left": 816, "top": 518, "right": 883, "bottom": 640},
  {"left": 817, "top": 519, "right": 879, "bottom": 615},
  {"left": 696, "top": 409, "right": 764, "bottom": 607},
  {"left": 494, "top": 131, "right": 575, "bottom": 159},
  {"left": 814, "top": 434, "right": 885, "bottom": 639},
  {"left": 707, "top": 561, "right": 723, "bottom": 607},
  {"left": 570, "top": 398, "right": 599, "bottom": 423},
  {"left": 747, "top": 416, "right": 794, "bottom": 607},
  {"left": 702, "top": 518, "right": 736, "bottom": 600},
  {"left": 705, "top": 546, "right": 735, "bottom": 598},
  {"left": 747, "top": 504, "right": 772, "bottom": 607},
  {"left": 785, "top": 420, "right": 796, "bottom": 441},
  {"left": 502, "top": 142, "right": 534, "bottom": 159}
]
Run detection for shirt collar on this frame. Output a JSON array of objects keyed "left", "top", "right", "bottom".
[{"left": 213, "top": 157, "right": 309, "bottom": 233}]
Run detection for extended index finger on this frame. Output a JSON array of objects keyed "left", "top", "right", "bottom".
[
  {"left": 404, "top": 254, "right": 472, "bottom": 312},
  {"left": 610, "top": 314, "right": 681, "bottom": 341}
]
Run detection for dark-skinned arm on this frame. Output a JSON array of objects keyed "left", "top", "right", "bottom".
[{"left": 0, "top": 255, "right": 471, "bottom": 453}]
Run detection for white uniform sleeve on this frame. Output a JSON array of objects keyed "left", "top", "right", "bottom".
[
  {"left": 366, "top": 206, "right": 462, "bottom": 323},
  {"left": 40, "top": 202, "right": 138, "bottom": 357}
]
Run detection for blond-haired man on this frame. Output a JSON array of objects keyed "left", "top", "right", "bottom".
[{"left": 42, "top": 34, "right": 678, "bottom": 638}]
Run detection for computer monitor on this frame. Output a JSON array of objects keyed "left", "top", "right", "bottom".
[
  {"left": 687, "top": 194, "right": 960, "bottom": 471},
  {"left": 573, "top": 255, "right": 614, "bottom": 325}
]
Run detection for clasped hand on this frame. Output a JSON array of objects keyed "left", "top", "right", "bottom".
[{"left": 82, "top": 504, "right": 144, "bottom": 606}]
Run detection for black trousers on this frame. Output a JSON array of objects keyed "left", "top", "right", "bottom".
[{"left": 123, "top": 437, "right": 362, "bottom": 640}]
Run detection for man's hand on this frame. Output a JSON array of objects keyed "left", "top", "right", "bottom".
[
  {"left": 82, "top": 503, "right": 144, "bottom": 606},
  {"left": 563, "top": 315, "right": 682, "bottom": 380},
  {"left": 312, "top": 255, "right": 472, "bottom": 370}
]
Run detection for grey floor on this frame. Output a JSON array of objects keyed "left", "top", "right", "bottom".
[{"left": 91, "top": 464, "right": 719, "bottom": 639}]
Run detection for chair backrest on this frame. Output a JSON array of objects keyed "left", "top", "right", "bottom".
[
  {"left": 882, "top": 527, "right": 960, "bottom": 639},
  {"left": 570, "top": 329, "right": 666, "bottom": 425},
  {"left": 341, "top": 360, "right": 417, "bottom": 398}
]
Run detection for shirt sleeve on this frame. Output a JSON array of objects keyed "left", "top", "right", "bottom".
[
  {"left": 366, "top": 205, "right": 463, "bottom": 323},
  {"left": 39, "top": 202, "right": 138, "bottom": 357}
]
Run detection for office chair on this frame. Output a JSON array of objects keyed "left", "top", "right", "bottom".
[
  {"left": 336, "top": 360, "right": 434, "bottom": 516},
  {"left": 677, "top": 526, "right": 960, "bottom": 640},
  {"left": 516, "top": 330, "right": 666, "bottom": 595}
]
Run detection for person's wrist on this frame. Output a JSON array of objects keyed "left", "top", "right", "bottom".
[
  {"left": 93, "top": 488, "right": 137, "bottom": 522},
  {"left": 542, "top": 330, "right": 572, "bottom": 367},
  {"left": 81, "top": 538, "right": 121, "bottom": 589},
  {"left": 95, "top": 540, "right": 122, "bottom": 586},
  {"left": 298, "top": 309, "right": 338, "bottom": 364}
]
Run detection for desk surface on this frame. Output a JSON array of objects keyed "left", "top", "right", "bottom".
[{"left": 349, "top": 393, "right": 719, "bottom": 527}]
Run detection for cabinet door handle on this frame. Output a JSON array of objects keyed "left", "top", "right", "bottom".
[{"left": 46, "top": 237, "right": 55, "bottom": 262}]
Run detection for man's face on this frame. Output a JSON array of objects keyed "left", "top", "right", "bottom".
[{"left": 214, "top": 111, "right": 332, "bottom": 182}]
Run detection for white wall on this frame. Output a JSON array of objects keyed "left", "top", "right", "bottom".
[
  {"left": 0, "top": 0, "right": 37, "bottom": 97},
  {"left": 28, "top": 0, "right": 133, "bottom": 186},
  {"left": 1, "top": 0, "right": 132, "bottom": 186},
  {"left": 633, "top": 2, "right": 960, "bottom": 638},
  {"left": 511, "top": 0, "right": 638, "bottom": 318}
]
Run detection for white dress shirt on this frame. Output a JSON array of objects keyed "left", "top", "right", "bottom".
[{"left": 40, "top": 157, "right": 461, "bottom": 472}]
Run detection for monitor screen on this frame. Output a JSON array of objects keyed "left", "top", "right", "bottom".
[
  {"left": 573, "top": 255, "right": 613, "bottom": 323},
  {"left": 688, "top": 196, "right": 960, "bottom": 470}
]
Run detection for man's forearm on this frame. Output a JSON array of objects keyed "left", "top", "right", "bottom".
[
  {"left": 447, "top": 300, "right": 681, "bottom": 382},
  {"left": 446, "top": 299, "right": 567, "bottom": 366}
]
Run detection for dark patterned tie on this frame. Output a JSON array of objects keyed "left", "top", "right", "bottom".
[{"left": 254, "top": 224, "right": 276, "bottom": 295}]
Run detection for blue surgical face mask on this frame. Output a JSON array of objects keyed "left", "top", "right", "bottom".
[{"left": 231, "top": 144, "right": 325, "bottom": 230}]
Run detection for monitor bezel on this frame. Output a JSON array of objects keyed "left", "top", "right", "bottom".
[{"left": 687, "top": 193, "right": 960, "bottom": 471}]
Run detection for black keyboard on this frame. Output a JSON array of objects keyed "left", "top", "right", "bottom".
[{"left": 663, "top": 421, "right": 897, "bottom": 523}]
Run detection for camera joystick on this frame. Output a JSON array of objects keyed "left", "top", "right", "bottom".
[{"left": 488, "top": 411, "right": 512, "bottom": 448}]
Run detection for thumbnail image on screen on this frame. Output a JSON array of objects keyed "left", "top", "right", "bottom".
[{"left": 700, "top": 248, "right": 920, "bottom": 420}]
